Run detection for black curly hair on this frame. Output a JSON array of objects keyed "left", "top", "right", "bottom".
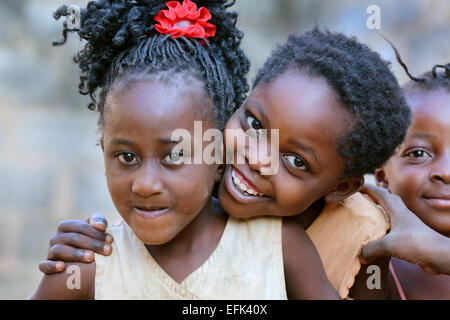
[
  {"left": 253, "top": 28, "right": 411, "bottom": 178},
  {"left": 53, "top": 0, "right": 250, "bottom": 130}
]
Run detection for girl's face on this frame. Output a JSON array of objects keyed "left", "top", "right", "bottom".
[
  {"left": 102, "top": 81, "right": 220, "bottom": 244},
  {"left": 376, "top": 89, "right": 450, "bottom": 236},
  {"left": 218, "top": 71, "right": 362, "bottom": 218}
]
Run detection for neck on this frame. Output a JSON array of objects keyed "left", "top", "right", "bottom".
[{"left": 288, "top": 198, "right": 326, "bottom": 230}]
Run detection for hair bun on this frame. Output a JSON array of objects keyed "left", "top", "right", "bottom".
[{"left": 53, "top": 0, "right": 250, "bottom": 127}]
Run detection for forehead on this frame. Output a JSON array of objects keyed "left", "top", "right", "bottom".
[
  {"left": 104, "top": 81, "right": 213, "bottom": 136},
  {"left": 252, "top": 71, "right": 353, "bottom": 146},
  {"left": 408, "top": 90, "right": 450, "bottom": 135}
]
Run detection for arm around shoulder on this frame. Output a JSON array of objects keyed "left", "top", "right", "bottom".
[
  {"left": 28, "top": 261, "right": 96, "bottom": 300},
  {"left": 282, "top": 217, "right": 340, "bottom": 300}
]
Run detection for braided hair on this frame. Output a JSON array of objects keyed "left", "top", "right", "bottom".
[
  {"left": 383, "top": 36, "right": 450, "bottom": 95},
  {"left": 53, "top": 0, "right": 250, "bottom": 130},
  {"left": 253, "top": 28, "right": 411, "bottom": 178},
  {"left": 402, "top": 63, "right": 450, "bottom": 93}
]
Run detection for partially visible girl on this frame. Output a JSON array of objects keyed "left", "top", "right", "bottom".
[
  {"left": 374, "top": 51, "right": 450, "bottom": 299},
  {"left": 361, "top": 183, "right": 450, "bottom": 277}
]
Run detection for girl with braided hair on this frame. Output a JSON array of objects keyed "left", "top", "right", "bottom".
[
  {"left": 374, "top": 50, "right": 450, "bottom": 299},
  {"left": 29, "top": 0, "right": 341, "bottom": 299}
]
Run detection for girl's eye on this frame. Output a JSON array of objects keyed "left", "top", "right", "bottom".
[
  {"left": 164, "top": 150, "right": 184, "bottom": 165},
  {"left": 405, "top": 149, "right": 431, "bottom": 159},
  {"left": 117, "top": 152, "right": 138, "bottom": 164},
  {"left": 284, "top": 155, "right": 308, "bottom": 170},
  {"left": 246, "top": 114, "right": 262, "bottom": 130}
]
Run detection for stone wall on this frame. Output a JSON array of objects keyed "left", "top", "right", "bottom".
[{"left": 0, "top": 0, "right": 449, "bottom": 299}]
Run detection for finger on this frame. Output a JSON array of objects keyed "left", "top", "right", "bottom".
[
  {"left": 360, "top": 237, "right": 391, "bottom": 264},
  {"left": 105, "top": 233, "right": 113, "bottom": 243},
  {"left": 48, "top": 244, "right": 95, "bottom": 262},
  {"left": 39, "top": 260, "right": 66, "bottom": 274},
  {"left": 88, "top": 213, "right": 108, "bottom": 231},
  {"left": 360, "top": 184, "right": 406, "bottom": 224},
  {"left": 51, "top": 232, "right": 112, "bottom": 255},
  {"left": 57, "top": 220, "right": 108, "bottom": 242}
]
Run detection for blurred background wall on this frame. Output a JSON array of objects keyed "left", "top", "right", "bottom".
[{"left": 0, "top": 0, "right": 449, "bottom": 299}]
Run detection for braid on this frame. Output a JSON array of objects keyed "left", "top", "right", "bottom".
[
  {"left": 383, "top": 37, "right": 450, "bottom": 93},
  {"left": 53, "top": 0, "right": 250, "bottom": 130},
  {"left": 403, "top": 63, "right": 450, "bottom": 94}
]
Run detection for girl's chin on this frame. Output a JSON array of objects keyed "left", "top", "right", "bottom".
[
  {"left": 134, "top": 230, "right": 177, "bottom": 246},
  {"left": 126, "top": 219, "right": 178, "bottom": 245}
]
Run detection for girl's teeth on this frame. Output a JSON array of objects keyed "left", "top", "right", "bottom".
[{"left": 231, "top": 168, "right": 263, "bottom": 197}]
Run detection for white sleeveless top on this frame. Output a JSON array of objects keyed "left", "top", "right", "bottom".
[{"left": 95, "top": 216, "right": 287, "bottom": 300}]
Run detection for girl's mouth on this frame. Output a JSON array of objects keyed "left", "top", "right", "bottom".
[
  {"left": 134, "top": 206, "right": 169, "bottom": 219},
  {"left": 231, "top": 167, "right": 264, "bottom": 196},
  {"left": 225, "top": 166, "right": 268, "bottom": 204},
  {"left": 423, "top": 195, "right": 450, "bottom": 211}
]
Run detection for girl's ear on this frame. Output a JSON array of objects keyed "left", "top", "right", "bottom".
[
  {"left": 215, "top": 164, "right": 225, "bottom": 183},
  {"left": 374, "top": 168, "right": 389, "bottom": 189},
  {"left": 324, "top": 176, "right": 364, "bottom": 203}
]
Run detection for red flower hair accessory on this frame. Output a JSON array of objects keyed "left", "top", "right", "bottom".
[{"left": 154, "top": 0, "right": 216, "bottom": 43}]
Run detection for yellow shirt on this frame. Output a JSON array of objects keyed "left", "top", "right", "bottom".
[
  {"left": 95, "top": 215, "right": 287, "bottom": 299},
  {"left": 307, "top": 192, "right": 390, "bottom": 298}
]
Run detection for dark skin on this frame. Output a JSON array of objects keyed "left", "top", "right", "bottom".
[
  {"left": 361, "top": 184, "right": 450, "bottom": 276},
  {"left": 374, "top": 89, "right": 450, "bottom": 299},
  {"left": 39, "top": 70, "right": 389, "bottom": 299},
  {"left": 30, "top": 78, "right": 339, "bottom": 299}
]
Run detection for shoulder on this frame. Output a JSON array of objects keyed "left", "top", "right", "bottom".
[
  {"left": 306, "top": 192, "right": 390, "bottom": 261},
  {"left": 28, "top": 261, "right": 96, "bottom": 300},
  {"left": 306, "top": 192, "right": 390, "bottom": 298},
  {"left": 308, "top": 192, "right": 390, "bottom": 237}
]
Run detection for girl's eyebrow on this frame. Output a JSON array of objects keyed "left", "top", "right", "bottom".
[
  {"left": 408, "top": 132, "right": 438, "bottom": 140},
  {"left": 287, "top": 138, "right": 321, "bottom": 165},
  {"left": 158, "top": 137, "right": 181, "bottom": 144},
  {"left": 246, "top": 98, "right": 269, "bottom": 126},
  {"left": 111, "top": 138, "right": 134, "bottom": 146}
]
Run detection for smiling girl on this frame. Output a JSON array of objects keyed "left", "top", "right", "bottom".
[{"left": 375, "top": 59, "right": 450, "bottom": 299}]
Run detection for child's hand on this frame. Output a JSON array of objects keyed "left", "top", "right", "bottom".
[
  {"left": 360, "top": 184, "right": 449, "bottom": 275},
  {"left": 38, "top": 213, "right": 114, "bottom": 274}
]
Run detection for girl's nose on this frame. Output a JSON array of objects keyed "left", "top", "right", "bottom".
[
  {"left": 430, "top": 155, "right": 450, "bottom": 184},
  {"left": 132, "top": 166, "right": 165, "bottom": 197},
  {"left": 245, "top": 136, "right": 273, "bottom": 175}
]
